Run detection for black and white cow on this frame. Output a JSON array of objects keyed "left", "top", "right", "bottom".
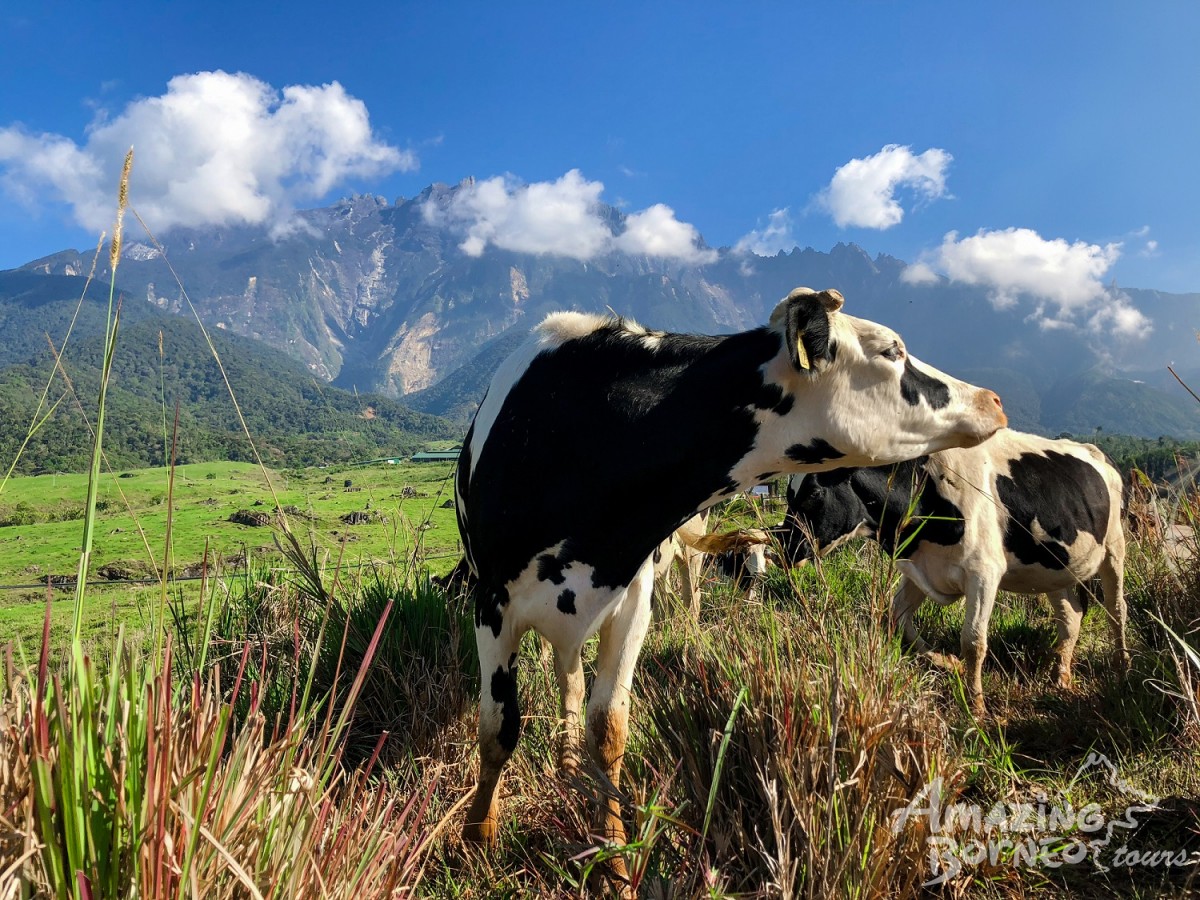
[
  {"left": 650, "top": 512, "right": 709, "bottom": 619},
  {"left": 454, "top": 287, "right": 1007, "bottom": 877},
  {"left": 779, "top": 428, "right": 1130, "bottom": 714},
  {"left": 651, "top": 511, "right": 775, "bottom": 615}
]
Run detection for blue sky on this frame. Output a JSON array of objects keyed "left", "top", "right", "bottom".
[{"left": 1, "top": 1, "right": 1197, "bottom": 299}]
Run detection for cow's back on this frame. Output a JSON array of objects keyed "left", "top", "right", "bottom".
[
  {"left": 932, "top": 431, "right": 1121, "bottom": 594},
  {"left": 457, "top": 319, "right": 781, "bottom": 594}
]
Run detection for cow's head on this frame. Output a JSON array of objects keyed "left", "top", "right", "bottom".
[
  {"left": 776, "top": 470, "right": 874, "bottom": 566},
  {"left": 763, "top": 288, "right": 1006, "bottom": 469}
]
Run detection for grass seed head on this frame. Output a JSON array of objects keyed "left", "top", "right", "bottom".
[{"left": 109, "top": 147, "right": 133, "bottom": 272}]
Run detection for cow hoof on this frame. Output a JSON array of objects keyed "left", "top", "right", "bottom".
[
  {"left": 924, "top": 651, "right": 964, "bottom": 674},
  {"left": 587, "top": 856, "right": 632, "bottom": 899},
  {"left": 1054, "top": 668, "right": 1074, "bottom": 690},
  {"left": 462, "top": 816, "right": 499, "bottom": 845}
]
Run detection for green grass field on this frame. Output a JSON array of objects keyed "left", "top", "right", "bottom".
[
  {"left": 4, "top": 460, "right": 1198, "bottom": 896},
  {"left": 3, "top": 457, "right": 1198, "bottom": 897},
  {"left": 0, "top": 459, "right": 462, "bottom": 651}
]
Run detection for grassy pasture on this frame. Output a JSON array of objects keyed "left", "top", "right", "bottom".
[
  {"left": 0, "top": 459, "right": 461, "bottom": 651},
  {"left": 2, "top": 455, "right": 1198, "bottom": 897},
  {"left": 403, "top": 529, "right": 1200, "bottom": 898}
]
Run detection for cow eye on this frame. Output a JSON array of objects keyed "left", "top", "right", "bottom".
[{"left": 881, "top": 343, "right": 904, "bottom": 362}]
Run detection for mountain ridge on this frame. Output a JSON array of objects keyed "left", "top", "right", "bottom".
[{"left": 11, "top": 183, "right": 1200, "bottom": 438}]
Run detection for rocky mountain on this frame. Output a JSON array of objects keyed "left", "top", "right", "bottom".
[{"left": 14, "top": 182, "right": 1200, "bottom": 438}]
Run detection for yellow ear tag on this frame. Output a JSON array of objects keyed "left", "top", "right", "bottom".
[{"left": 795, "top": 332, "right": 811, "bottom": 370}]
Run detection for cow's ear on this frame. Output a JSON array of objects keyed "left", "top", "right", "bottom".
[
  {"left": 771, "top": 287, "right": 843, "bottom": 372},
  {"left": 785, "top": 473, "right": 808, "bottom": 507}
]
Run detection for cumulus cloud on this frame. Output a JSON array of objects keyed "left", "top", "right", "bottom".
[
  {"left": 425, "top": 169, "right": 715, "bottom": 263},
  {"left": 818, "top": 144, "right": 952, "bottom": 229},
  {"left": 923, "top": 228, "right": 1119, "bottom": 311},
  {"left": 1089, "top": 302, "right": 1153, "bottom": 338},
  {"left": 900, "top": 261, "right": 939, "bottom": 285},
  {"left": 615, "top": 203, "right": 715, "bottom": 262},
  {"left": 432, "top": 170, "right": 611, "bottom": 260},
  {"left": 734, "top": 208, "right": 795, "bottom": 257},
  {"left": 902, "top": 227, "right": 1151, "bottom": 338},
  {"left": 0, "top": 70, "right": 413, "bottom": 234}
]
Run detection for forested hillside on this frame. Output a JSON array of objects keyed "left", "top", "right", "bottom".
[{"left": 0, "top": 272, "right": 457, "bottom": 473}]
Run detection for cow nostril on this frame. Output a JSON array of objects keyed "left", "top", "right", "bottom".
[{"left": 990, "top": 391, "right": 1003, "bottom": 410}]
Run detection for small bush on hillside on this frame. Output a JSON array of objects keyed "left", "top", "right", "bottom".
[
  {"left": 0, "top": 501, "right": 38, "bottom": 526},
  {"left": 310, "top": 570, "right": 478, "bottom": 764}
]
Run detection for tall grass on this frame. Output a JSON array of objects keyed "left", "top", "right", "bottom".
[
  {"left": 627, "top": 568, "right": 946, "bottom": 898},
  {"left": 2, "top": 576, "right": 440, "bottom": 896},
  {"left": 1125, "top": 467, "right": 1200, "bottom": 743},
  {"left": 0, "top": 154, "right": 441, "bottom": 898}
]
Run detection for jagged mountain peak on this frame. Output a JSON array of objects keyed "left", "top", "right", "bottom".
[{"left": 7, "top": 187, "right": 1199, "bottom": 437}]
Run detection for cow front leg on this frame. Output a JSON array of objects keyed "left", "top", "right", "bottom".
[
  {"left": 1047, "top": 588, "right": 1084, "bottom": 689},
  {"left": 464, "top": 609, "right": 525, "bottom": 845},
  {"left": 961, "top": 573, "right": 999, "bottom": 716},
  {"left": 586, "top": 559, "right": 654, "bottom": 894}
]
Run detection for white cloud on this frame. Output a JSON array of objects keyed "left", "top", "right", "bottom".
[
  {"left": 0, "top": 130, "right": 104, "bottom": 220},
  {"left": 900, "top": 261, "right": 939, "bottom": 285},
  {"left": 734, "top": 208, "right": 795, "bottom": 257},
  {"left": 1088, "top": 299, "right": 1153, "bottom": 339},
  {"left": 0, "top": 70, "right": 413, "bottom": 234},
  {"left": 1132, "top": 227, "right": 1161, "bottom": 259},
  {"left": 431, "top": 170, "right": 611, "bottom": 260},
  {"left": 818, "top": 144, "right": 952, "bottom": 229},
  {"left": 425, "top": 169, "right": 715, "bottom": 263},
  {"left": 932, "top": 228, "right": 1119, "bottom": 311},
  {"left": 909, "top": 227, "right": 1150, "bottom": 338},
  {"left": 615, "top": 203, "right": 716, "bottom": 263}
]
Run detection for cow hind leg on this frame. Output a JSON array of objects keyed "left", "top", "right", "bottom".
[
  {"left": 893, "top": 577, "right": 963, "bottom": 673},
  {"left": 553, "top": 644, "right": 585, "bottom": 774},
  {"left": 1099, "top": 546, "right": 1131, "bottom": 675},
  {"left": 464, "top": 615, "right": 525, "bottom": 845},
  {"left": 961, "top": 573, "right": 1000, "bottom": 716},
  {"left": 1047, "top": 588, "right": 1084, "bottom": 689},
  {"left": 586, "top": 559, "right": 655, "bottom": 893}
]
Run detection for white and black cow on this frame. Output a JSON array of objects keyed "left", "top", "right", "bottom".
[
  {"left": 651, "top": 512, "right": 775, "bottom": 615},
  {"left": 650, "top": 512, "right": 708, "bottom": 619},
  {"left": 779, "top": 428, "right": 1130, "bottom": 714},
  {"left": 454, "top": 287, "right": 1007, "bottom": 879}
]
